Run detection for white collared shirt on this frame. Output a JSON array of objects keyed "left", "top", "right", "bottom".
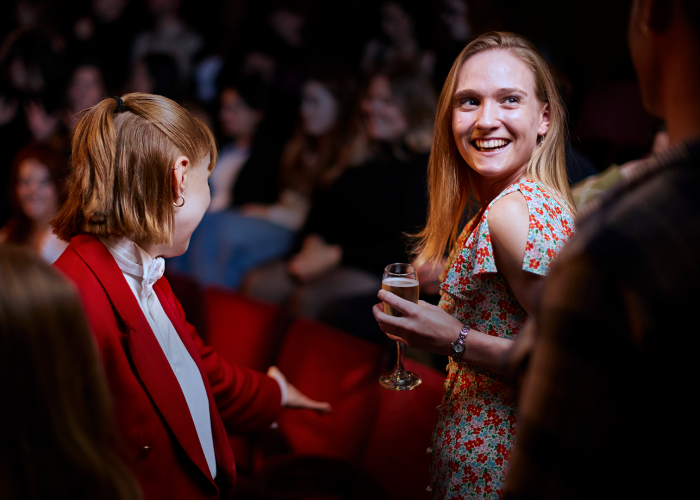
[{"left": 100, "top": 237, "right": 218, "bottom": 479}]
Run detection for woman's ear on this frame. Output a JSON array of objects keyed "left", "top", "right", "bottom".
[
  {"left": 171, "top": 156, "right": 189, "bottom": 203},
  {"left": 538, "top": 103, "right": 551, "bottom": 136}
]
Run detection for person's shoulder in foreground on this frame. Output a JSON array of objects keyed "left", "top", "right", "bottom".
[{"left": 503, "top": 139, "right": 700, "bottom": 500}]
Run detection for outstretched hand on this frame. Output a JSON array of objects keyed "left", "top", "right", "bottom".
[
  {"left": 267, "top": 366, "right": 332, "bottom": 414},
  {"left": 373, "top": 289, "right": 463, "bottom": 356}
]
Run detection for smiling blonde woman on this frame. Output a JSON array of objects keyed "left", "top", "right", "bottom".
[{"left": 373, "top": 32, "right": 576, "bottom": 499}]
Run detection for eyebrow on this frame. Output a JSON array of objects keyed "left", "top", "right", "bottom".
[{"left": 453, "top": 87, "right": 529, "bottom": 102}]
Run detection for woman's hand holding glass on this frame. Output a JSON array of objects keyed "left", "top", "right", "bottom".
[{"left": 373, "top": 290, "right": 463, "bottom": 356}]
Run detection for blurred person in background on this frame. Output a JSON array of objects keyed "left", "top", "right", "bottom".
[
  {"left": 0, "top": 27, "right": 67, "bottom": 150},
  {"left": 173, "top": 66, "right": 359, "bottom": 289},
  {"left": 244, "top": 64, "right": 434, "bottom": 320},
  {"left": 208, "top": 78, "right": 271, "bottom": 213},
  {"left": 0, "top": 144, "right": 68, "bottom": 263},
  {"left": 0, "top": 244, "right": 142, "bottom": 500},
  {"left": 128, "top": 52, "right": 181, "bottom": 101},
  {"left": 504, "top": 1, "right": 700, "bottom": 498},
  {"left": 62, "top": 63, "right": 106, "bottom": 130},
  {"left": 132, "top": 0, "right": 203, "bottom": 82},
  {"left": 70, "top": 0, "right": 142, "bottom": 94},
  {"left": 372, "top": 33, "right": 576, "bottom": 498},
  {"left": 362, "top": 0, "right": 436, "bottom": 76},
  {"left": 22, "top": 63, "right": 105, "bottom": 152},
  {"left": 432, "top": 0, "right": 506, "bottom": 90}
]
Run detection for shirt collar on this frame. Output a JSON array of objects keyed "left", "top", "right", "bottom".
[{"left": 99, "top": 236, "right": 165, "bottom": 301}]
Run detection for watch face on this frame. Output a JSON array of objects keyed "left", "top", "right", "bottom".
[{"left": 454, "top": 344, "right": 465, "bottom": 353}]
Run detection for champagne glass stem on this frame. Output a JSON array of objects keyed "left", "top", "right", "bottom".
[{"left": 396, "top": 341, "right": 405, "bottom": 374}]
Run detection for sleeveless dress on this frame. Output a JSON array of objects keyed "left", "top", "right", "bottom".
[{"left": 429, "top": 180, "right": 575, "bottom": 499}]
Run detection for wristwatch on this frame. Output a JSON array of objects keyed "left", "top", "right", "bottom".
[{"left": 451, "top": 324, "right": 470, "bottom": 361}]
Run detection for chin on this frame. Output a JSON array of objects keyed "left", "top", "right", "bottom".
[{"left": 163, "top": 239, "right": 190, "bottom": 259}]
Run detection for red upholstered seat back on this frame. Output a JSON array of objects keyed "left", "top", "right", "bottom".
[
  {"left": 204, "top": 288, "right": 285, "bottom": 372},
  {"left": 274, "top": 318, "right": 385, "bottom": 462},
  {"left": 361, "top": 359, "right": 445, "bottom": 500}
]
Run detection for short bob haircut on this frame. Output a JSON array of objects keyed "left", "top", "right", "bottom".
[
  {"left": 414, "top": 31, "right": 574, "bottom": 267},
  {"left": 52, "top": 93, "right": 217, "bottom": 246}
]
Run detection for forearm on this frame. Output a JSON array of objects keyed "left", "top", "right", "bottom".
[
  {"left": 457, "top": 329, "right": 516, "bottom": 377},
  {"left": 435, "top": 314, "right": 515, "bottom": 376},
  {"left": 374, "top": 294, "right": 516, "bottom": 378}
]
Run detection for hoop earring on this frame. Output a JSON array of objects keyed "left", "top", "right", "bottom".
[
  {"left": 174, "top": 195, "right": 186, "bottom": 208},
  {"left": 537, "top": 135, "right": 545, "bottom": 147}
]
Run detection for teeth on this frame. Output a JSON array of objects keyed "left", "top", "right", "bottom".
[{"left": 475, "top": 139, "right": 508, "bottom": 149}]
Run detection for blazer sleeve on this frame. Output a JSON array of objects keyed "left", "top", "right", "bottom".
[{"left": 167, "top": 284, "right": 283, "bottom": 434}]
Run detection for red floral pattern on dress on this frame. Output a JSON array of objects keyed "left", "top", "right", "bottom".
[{"left": 430, "top": 180, "right": 576, "bottom": 499}]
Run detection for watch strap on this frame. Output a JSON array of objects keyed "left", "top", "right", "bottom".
[{"left": 451, "top": 324, "right": 470, "bottom": 361}]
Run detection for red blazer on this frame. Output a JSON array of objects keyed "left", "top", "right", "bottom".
[{"left": 54, "top": 235, "right": 282, "bottom": 500}]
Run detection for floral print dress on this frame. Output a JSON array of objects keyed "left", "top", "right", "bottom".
[{"left": 429, "top": 180, "right": 575, "bottom": 499}]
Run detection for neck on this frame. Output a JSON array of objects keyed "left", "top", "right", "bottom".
[
  {"left": 471, "top": 166, "right": 526, "bottom": 208},
  {"left": 133, "top": 239, "right": 169, "bottom": 260}
]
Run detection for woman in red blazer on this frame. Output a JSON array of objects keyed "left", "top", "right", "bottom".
[{"left": 51, "top": 93, "right": 329, "bottom": 500}]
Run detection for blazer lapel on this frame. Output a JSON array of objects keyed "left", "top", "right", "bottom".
[
  {"left": 70, "top": 235, "right": 213, "bottom": 483},
  {"left": 155, "top": 281, "right": 237, "bottom": 492}
]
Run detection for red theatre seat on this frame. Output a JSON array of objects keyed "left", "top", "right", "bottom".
[
  {"left": 274, "top": 317, "right": 385, "bottom": 462},
  {"left": 361, "top": 359, "right": 445, "bottom": 500},
  {"left": 204, "top": 288, "right": 286, "bottom": 373}
]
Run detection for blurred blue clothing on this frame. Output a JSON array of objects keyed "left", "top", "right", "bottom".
[{"left": 167, "top": 210, "right": 295, "bottom": 289}]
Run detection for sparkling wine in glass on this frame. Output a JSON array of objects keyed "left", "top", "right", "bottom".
[{"left": 379, "top": 263, "right": 422, "bottom": 391}]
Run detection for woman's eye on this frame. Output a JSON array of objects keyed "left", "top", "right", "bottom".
[
  {"left": 459, "top": 98, "right": 478, "bottom": 107},
  {"left": 504, "top": 97, "right": 520, "bottom": 104}
]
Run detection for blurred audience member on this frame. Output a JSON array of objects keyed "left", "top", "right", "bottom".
[
  {"left": 0, "top": 244, "right": 142, "bottom": 500},
  {"left": 432, "top": 0, "right": 471, "bottom": 89},
  {"left": 0, "top": 85, "right": 31, "bottom": 225},
  {"left": 362, "top": 1, "right": 436, "bottom": 75},
  {"left": 0, "top": 145, "right": 68, "bottom": 263},
  {"left": 504, "top": 1, "right": 700, "bottom": 498},
  {"left": 132, "top": 0, "right": 203, "bottom": 81},
  {"left": 208, "top": 79, "right": 269, "bottom": 213},
  {"left": 0, "top": 24, "right": 66, "bottom": 104},
  {"left": 250, "top": 65, "right": 360, "bottom": 229},
  {"left": 173, "top": 67, "right": 359, "bottom": 289},
  {"left": 432, "top": 0, "right": 506, "bottom": 88},
  {"left": 62, "top": 63, "right": 106, "bottom": 130},
  {"left": 0, "top": 28, "right": 67, "bottom": 149},
  {"left": 128, "top": 52, "right": 181, "bottom": 101},
  {"left": 70, "top": 0, "right": 142, "bottom": 93},
  {"left": 244, "top": 64, "right": 434, "bottom": 319}
]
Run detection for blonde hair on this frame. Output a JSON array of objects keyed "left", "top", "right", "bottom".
[
  {"left": 0, "top": 244, "right": 141, "bottom": 500},
  {"left": 52, "top": 93, "right": 217, "bottom": 246},
  {"left": 414, "top": 31, "right": 575, "bottom": 267}
]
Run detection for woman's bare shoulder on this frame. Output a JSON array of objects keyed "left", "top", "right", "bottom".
[{"left": 488, "top": 191, "right": 529, "bottom": 243}]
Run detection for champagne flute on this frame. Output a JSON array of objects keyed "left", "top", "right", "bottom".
[{"left": 379, "top": 263, "right": 422, "bottom": 391}]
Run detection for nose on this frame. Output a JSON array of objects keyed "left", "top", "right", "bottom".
[{"left": 474, "top": 100, "right": 500, "bottom": 131}]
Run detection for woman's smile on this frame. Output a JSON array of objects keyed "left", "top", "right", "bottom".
[{"left": 471, "top": 137, "right": 512, "bottom": 153}]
